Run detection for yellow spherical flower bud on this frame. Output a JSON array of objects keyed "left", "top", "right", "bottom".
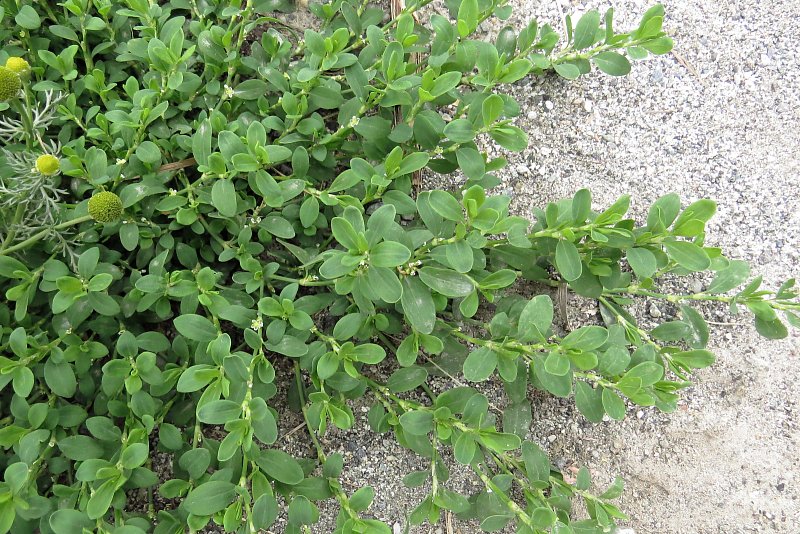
[
  {"left": 35, "top": 154, "right": 60, "bottom": 175},
  {"left": 5, "top": 57, "right": 30, "bottom": 75},
  {"left": 0, "top": 66, "right": 21, "bottom": 101},
  {"left": 88, "top": 191, "right": 124, "bottom": 223}
]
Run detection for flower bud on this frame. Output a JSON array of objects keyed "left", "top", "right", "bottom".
[
  {"left": 35, "top": 154, "right": 60, "bottom": 175},
  {"left": 88, "top": 191, "right": 124, "bottom": 223},
  {"left": 5, "top": 57, "right": 30, "bottom": 75},
  {"left": 0, "top": 66, "right": 21, "bottom": 101}
]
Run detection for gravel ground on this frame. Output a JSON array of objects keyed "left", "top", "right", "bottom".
[{"left": 272, "top": 1, "right": 800, "bottom": 532}]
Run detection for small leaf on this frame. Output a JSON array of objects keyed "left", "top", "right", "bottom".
[
  {"left": 463, "top": 346, "right": 498, "bottom": 382},
  {"left": 418, "top": 267, "right": 474, "bottom": 297},
  {"left": 174, "top": 314, "right": 218, "bottom": 342},
  {"left": 184, "top": 481, "right": 237, "bottom": 515},
  {"left": 370, "top": 241, "right": 411, "bottom": 268},
  {"left": 257, "top": 449, "right": 305, "bottom": 485},
  {"left": 212, "top": 179, "right": 237, "bottom": 217},
  {"left": 555, "top": 240, "right": 582, "bottom": 281},
  {"left": 572, "top": 10, "right": 601, "bottom": 50},
  {"left": 663, "top": 241, "right": 711, "bottom": 271},
  {"left": 593, "top": 51, "right": 631, "bottom": 76}
]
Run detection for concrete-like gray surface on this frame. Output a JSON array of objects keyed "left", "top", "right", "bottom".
[{"left": 274, "top": 1, "right": 800, "bottom": 532}]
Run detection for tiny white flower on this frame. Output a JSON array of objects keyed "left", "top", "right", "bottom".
[
  {"left": 348, "top": 116, "right": 360, "bottom": 128},
  {"left": 250, "top": 317, "right": 263, "bottom": 330},
  {"left": 169, "top": 188, "right": 177, "bottom": 196},
  {"left": 224, "top": 84, "right": 234, "bottom": 98},
  {"left": 116, "top": 158, "right": 126, "bottom": 165}
]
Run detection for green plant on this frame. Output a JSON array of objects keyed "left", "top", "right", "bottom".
[{"left": 0, "top": 1, "right": 797, "bottom": 533}]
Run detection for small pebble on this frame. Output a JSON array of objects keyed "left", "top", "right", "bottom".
[{"left": 649, "top": 303, "right": 662, "bottom": 318}]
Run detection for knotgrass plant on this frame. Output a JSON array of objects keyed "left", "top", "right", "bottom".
[{"left": 1, "top": 1, "right": 798, "bottom": 533}]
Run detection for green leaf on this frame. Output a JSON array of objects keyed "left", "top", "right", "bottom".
[
  {"left": 707, "top": 260, "right": 750, "bottom": 293},
  {"left": 430, "top": 71, "right": 462, "bottom": 97},
  {"left": 463, "top": 346, "right": 497, "bottom": 382},
  {"left": 544, "top": 352, "right": 571, "bottom": 376},
  {"left": 234, "top": 79, "right": 268, "bottom": 99},
  {"left": 428, "top": 190, "right": 463, "bottom": 221},
  {"left": 602, "top": 388, "right": 626, "bottom": 420},
  {"left": 58, "top": 435, "right": 104, "bottom": 461},
  {"left": 672, "top": 199, "right": 717, "bottom": 236},
  {"left": 49, "top": 510, "right": 93, "bottom": 534},
  {"left": 136, "top": 141, "right": 162, "bottom": 165},
  {"left": 663, "top": 241, "right": 711, "bottom": 271},
  {"left": 489, "top": 125, "right": 528, "bottom": 152},
  {"left": 299, "top": 196, "right": 320, "bottom": 227},
  {"left": 555, "top": 240, "right": 582, "bottom": 281},
  {"left": 398, "top": 410, "right": 433, "bottom": 435},
  {"left": 553, "top": 62, "right": 581, "bottom": 79},
  {"left": 354, "top": 116, "right": 392, "bottom": 139},
  {"left": 593, "top": 51, "right": 631, "bottom": 76},
  {"left": 562, "top": 326, "right": 608, "bottom": 351},
  {"left": 575, "top": 382, "right": 604, "bottom": 422},
  {"left": 521, "top": 441, "right": 550, "bottom": 483},
  {"left": 503, "top": 400, "right": 532, "bottom": 438},
  {"left": 192, "top": 120, "right": 212, "bottom": 166},
  {"left": 44, "top": 360, "right": 77, "bottom": 397},
  {"left": 179, "top": 448, "right": 211, "bottom": 479},
  {"left": 396, "top": 335, "right": 419, "bottom": 367},
  {"left": 174, "top": 314, "right": 218, "bottom": 342},
  {"left": 482, "top": 94, "right": 504, "bottom": 126},
  {"left": 370, "top": 241, "right": 411, "bottom": 267},
  {"left": 212, "top": 179, "right": 237, "bottom": 217},
  {"left": 398, "top": 152, "right": 430, "bottom": 176},
  {"left": 401, "top": 276, "right": 436, "bottom": 334},
  {"left": 627, "top": 248, "right": 657, "bottom": 279},
  {"left": 418, "top": 267, "right": 474, "bottom": 297},
  {"left": 672, "top": 350, "right": 715, "bottom": 369},
  {"left": 622, "top": 362, "right": 663, "bottom": 387},
  {"left": 184, "top": 481, "right": 237, "bottom": 515},
  {"left": 331, "top": 217, "right": 361, "bottom": 251},
  {"left": 197, "top": 400, "right": 242, "bottom": 424},
  {"left": 252, "top": 494, "right": 279, "bottom": 529},
  {"left": 456, "top": 147, "right": 485, "bottom": 179},
  {"left": 350, "top": 343, "right": 386, "bottom": 364},
  {"left": 532, "top": 357, "right": 572, "bottom": 397},
  {"left": 457, "top": 0, "right": 478, "bottom": 37},
  {"left": 121, "top": 443, "right": 149, "bottom": 469},
  {"left": 257, "top": 449, "right": 305, "bottom": 484},
  {"left": 367, "top": 266, "right": 403, "bottom": 303},
  {"left": 572, "top": 10, "right": 600, "bottom": 50},
  {"left": 518, "top": 295, "right": 553, "bottom": 342},
  {"left": 755, "top": 317, "right": 788, "bottom": 340},
  {"left": 15, "top": 5, "right": 41, "bottom": 29},
  {"left": 387, "top": 366, "right": 429, "bottom": 392},
  {"left": 443, "top": 119, "right": 475, "bottom": 143}
]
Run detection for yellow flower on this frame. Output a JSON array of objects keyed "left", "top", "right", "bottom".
[
  {"left": 88, "top": 191, "right": 124, "bottom": 223},
  {"left": 5, "top": 57, "right": 30, "bottom": 75},
  {"left": 0, "top": 66, "right": 21, "bottom": 101},
  {"left": 35, "top": 154, "right": 60, "bottom": 175}
]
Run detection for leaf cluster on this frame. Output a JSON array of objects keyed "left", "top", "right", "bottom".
[{"left": 0, "top": 1, "right": 797, "bottom": 534}]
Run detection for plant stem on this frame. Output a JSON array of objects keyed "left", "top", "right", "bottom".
[{"left": 0, "top": 214, "right": 93, "bottom": 256}]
